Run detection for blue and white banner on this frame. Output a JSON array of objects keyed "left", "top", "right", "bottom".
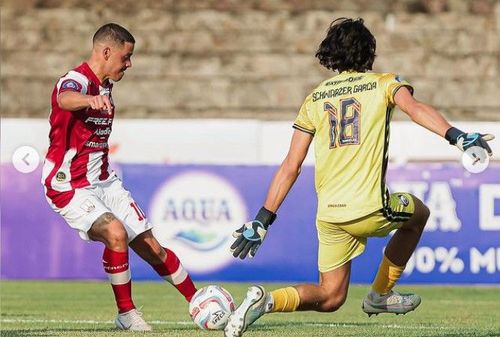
[
  {"left": 1, "top": 163, "right": 499, "bottom": 284},
  {"left": 125, "top": 163, "right": 500, "bottom": 284}
]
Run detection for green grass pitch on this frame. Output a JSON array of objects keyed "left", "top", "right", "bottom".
[{"left": 1, "top": 280, "right": 499, "bottom": 337}]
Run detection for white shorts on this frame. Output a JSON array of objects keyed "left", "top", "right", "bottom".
[{"left": 46, "top": 174, "right": 153, "bottom": 242}]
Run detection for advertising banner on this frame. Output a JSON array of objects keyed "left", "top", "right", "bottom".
[{"left": 1, "top": 163, "right": 499, "bottom": 284}]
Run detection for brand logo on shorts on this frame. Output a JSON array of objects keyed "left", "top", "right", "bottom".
[
  {"left": 398, "top": 194, "right": 410, "bottom": 206},
  {"left": 150, "top": 171, "right": 247, "bottom": 273},
  {"left": 80, "top": 199, "right": 96, "bottom": 213},
  {"left": 55, "top": 172, "right": 66, "bottom": 182}
]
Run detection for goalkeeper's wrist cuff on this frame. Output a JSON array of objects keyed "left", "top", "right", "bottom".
[
  {"left": 255, "top": 207, "right": 277, "bottom": 228},
  {"left": 445, "top": 127, "right": 464, "bottom": 145}
]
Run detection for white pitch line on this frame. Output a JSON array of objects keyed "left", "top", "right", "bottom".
[
  {"left": 0, "top": 319, "right": 192, "bottom": 325},
  {"left": 305, "top": 323, "right": 452, "bottom": 330},
  {"left": 2, "top": 319, "right": 452, "bottom": 330}
]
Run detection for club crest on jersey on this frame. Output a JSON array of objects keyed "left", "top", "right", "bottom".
[
  {"left": 60, "top": 79, "right": 82, "bottom": 91},
  {"left": 398, "top": 194, "right": 410, "bottom": 206},
  {"left": 55, "top": 172, "right": 66, "bottom": 182}
]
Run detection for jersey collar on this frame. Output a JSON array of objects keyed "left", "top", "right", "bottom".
[{"left": 80, "top": 62, "right": 112, "bottom": 88}]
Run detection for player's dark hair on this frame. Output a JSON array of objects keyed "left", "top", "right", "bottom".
[
  {"left": 316, "top": 18, "right": 376, "bottom": 73},
  {"left": 93, "top": 23, "right": 135, "bottom": 45}
]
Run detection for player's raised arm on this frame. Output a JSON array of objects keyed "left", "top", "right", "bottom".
[
  {"left": 57, "top": 91, "right": 113, "bottom": 112},
  {"left": 394, "top": 86, "right": 494, "bottom": 156},
  {"left": 230, "top": 129, "right": 314, "bottom": 259}
]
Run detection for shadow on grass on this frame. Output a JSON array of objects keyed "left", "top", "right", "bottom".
[
  {"left": 247, "top": 321, "right": 500, "bottom": 337},
  {"left": 2, "top": 324, "right": 498, "bottom": 337},
  {"left": 254, "top": 320, "right": 379, "bottom": 328},
  {"left": 1, "top": 330, "right": 58, "bottom": 337},
  {"left": 0, "top": 325, "right": 201, "bottom": 337}
]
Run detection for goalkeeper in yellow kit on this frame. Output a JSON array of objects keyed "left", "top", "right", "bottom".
[{"left": 224, "top": 17, "right": 495, "bottom": 337}]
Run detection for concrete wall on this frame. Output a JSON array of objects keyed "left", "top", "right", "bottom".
[
  {"left": 1, "top": 0, "right": 499, "bottom": 120},
  {"left": 3, "top": 118, "right": 499, "bottom": 164}
]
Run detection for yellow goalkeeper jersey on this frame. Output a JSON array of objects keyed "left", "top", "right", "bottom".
[{"left": 294, "top": 71, "right": 413, "bottom": 223}]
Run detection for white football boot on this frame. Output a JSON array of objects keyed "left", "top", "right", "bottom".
[
  {"left": 115, "top": 308, "right": 152, "bottom": 331},
  {"left": 224, "top": 286, "right": 269, "bottom": 337},
  {"left": 362, "top": 290, "right": 421, "bottom": 316}
]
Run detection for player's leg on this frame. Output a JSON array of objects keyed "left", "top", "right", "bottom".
[
  {"left": 272, "top": 218, "right": 361, "bottom": 312},
  {"left": 129, "top": 230, "right": 197, "bottom": 302},
  {"left": 363, "top": 193, "right": 430, "bottom": 316},
  {"left": 88, "top": 212, "right": 152, "bottom": 331},
  {"left": 225, "top": 220, "right": 357, "bottom": 337},
  {"left": 384, "top": 195, "right": 430, "bottom": 266},
  {"left": 47, "top": 185, "right": 150, "bottom": 331},
  {"left": 88, "top": 212, "right": 134, "bottom": 312},
  {"left": 95, "top": 176, "right": 167, "bottom": 330},
  {"left": 225, "top": 264, "right": 351, "bottom": 337},
  {"left": 271, "top": 261, "right": 351, "bottom": 312},
  {"left": 101, "top": 176, "right": 197, "bottom": 302}
]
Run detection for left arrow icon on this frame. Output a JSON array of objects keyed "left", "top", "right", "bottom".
[{"left": 12, "top": 146, "right": 40, "bottom": 173}]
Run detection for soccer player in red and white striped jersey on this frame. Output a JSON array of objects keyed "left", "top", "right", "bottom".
[{"left": 42, "top": 23, "right": 197, "bottom": 331}]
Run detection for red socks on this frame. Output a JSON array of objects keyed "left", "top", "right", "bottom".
[
  {"left": 103, "top": 246, "right": 196, "bottom": 311},
  {"left": 103, "top": 247, "right": 135, "bottom": 313},
  {"left": 152, "top": 248, "right": 197, "bottom": 302}
]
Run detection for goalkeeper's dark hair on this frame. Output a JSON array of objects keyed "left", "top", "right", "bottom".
[
  {"left": 93, "top": 23, "right": 135, "bottom": 45},
  {"left": 316, "top": 18, "right": 376, "bottom": 73}
]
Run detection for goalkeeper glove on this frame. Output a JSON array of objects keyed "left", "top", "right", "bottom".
[
  {"left": 445, "top": 127, "right": 494, "bottom": 156},
  {"left": 230, "top": 207, "right": 276, "bottom": 260}
]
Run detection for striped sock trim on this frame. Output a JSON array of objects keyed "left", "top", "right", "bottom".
[
  {"left": 152, "top": 248, "right": 197, "bottom": 302},
  {"left": 102, "top": 247, "right": 135, "bottom": 313}
]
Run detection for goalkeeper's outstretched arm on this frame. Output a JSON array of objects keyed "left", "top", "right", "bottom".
[
  {"left": 394, "top": 86, "right": 451, "bottom": 137},
  {"left": 230, "top": 129, "right": 313, "bottom": 259},
  {"left": 263, "top": 129, "right": 313, "bottom": 213},
  {"left": 394, "top": 86, "right": 494, "bottom": 155}
]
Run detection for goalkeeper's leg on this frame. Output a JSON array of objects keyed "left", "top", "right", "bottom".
[
  {"left": 363, "top": 196, "right": 430, "bottom": 315},
  {"left": 266, "top": 262, "right": 352, "bottom": 314},
  {"left": 225, "top": 263, "right": 351, "bottom": 337},
  {"left": 260, "top": 220, "right": 362, "bottom": 313},
  {"left": 286, "top": 262, "right": 351, "bottom": 312}
]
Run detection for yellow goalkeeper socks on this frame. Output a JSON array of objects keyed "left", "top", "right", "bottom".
[
  {"left": 371, "top": 255, "right": 405, "bottom": 295},
  {"left": 270, "top": 287, "right": 300, "bottom": 312}
]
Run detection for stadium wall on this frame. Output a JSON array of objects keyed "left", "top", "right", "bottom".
[
  {"left": 1, "top": 119, "right": 499, "bottom": 284},
  {"left": 1, "top": 0, "right": 500, "bottom": 120}
]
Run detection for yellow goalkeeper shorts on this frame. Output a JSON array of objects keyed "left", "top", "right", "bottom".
[{"left": 317, "top": 192, "right": 416, "bottom": 273}]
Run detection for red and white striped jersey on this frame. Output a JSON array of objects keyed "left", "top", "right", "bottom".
[{"left": 42, "top": 62, "right": 115, "bottom": 208}]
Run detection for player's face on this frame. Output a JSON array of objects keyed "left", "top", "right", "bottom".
[{"left": 108, "top": 42, "right": 134, "bottom": 82}]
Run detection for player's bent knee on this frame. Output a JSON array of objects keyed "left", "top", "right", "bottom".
[
  {"left": 90, "top": 214, "right": 128, "bottom": 249},
  {"left": 402, "top": 196, "right": 430, "bottom": 233},
  {"left": 320, "top": 293, "right": 347, "bottom": 312},
  {"left": 106, "top": 227, "right": 128, "bottom": 246},
  {"left": 413, "top": 197, "right": 430, "bottom": 226}
]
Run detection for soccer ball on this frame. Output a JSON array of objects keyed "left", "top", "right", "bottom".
[{"left": 189, "top": 285, "right": 236, "bottom": 330}]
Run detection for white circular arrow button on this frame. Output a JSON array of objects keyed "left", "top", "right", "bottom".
[{"left": 12, "top": 146, "right": 40, "bottom": 173}]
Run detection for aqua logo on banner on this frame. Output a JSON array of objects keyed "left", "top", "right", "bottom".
[{"left": 150, "top": 171, "right": 247, "bottom": 273}]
